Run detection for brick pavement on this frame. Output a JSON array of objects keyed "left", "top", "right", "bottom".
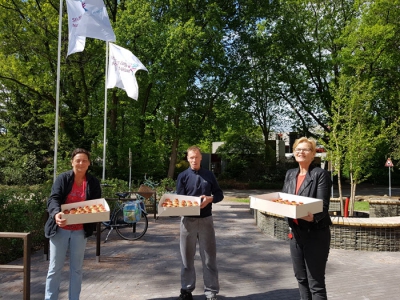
[{"left": 1, "top": 199, "right": 400, "bottom": 300}]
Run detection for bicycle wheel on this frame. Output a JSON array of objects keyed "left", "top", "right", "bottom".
[{"left": 114, "top": 208, "right": 148, "bottom": 240}]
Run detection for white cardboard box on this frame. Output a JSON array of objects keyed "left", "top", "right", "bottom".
[
  {"left": 249, "top": 192, "right": 323, "bottom": 219},
  {"left": 158, "top": 194, "right": 201, "bottom": 217},
  {"left": 61, "top": 198, "right": 110, "bottom": 225}
]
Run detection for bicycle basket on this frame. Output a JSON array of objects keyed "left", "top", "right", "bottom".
[
  {"left": 138, "top": 184, "right": 155, "bottom": 199},
  {"left": 123, "top": 201, "right": 141, "bottom": 223}
]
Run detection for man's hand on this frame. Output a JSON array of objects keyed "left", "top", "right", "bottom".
[{"left": 200, "top": 195, "right": 213, "bottom": 209}]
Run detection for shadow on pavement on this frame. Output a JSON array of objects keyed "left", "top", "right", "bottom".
[{"left": 147, "top": 288, "right": 299, "bottom": 300}]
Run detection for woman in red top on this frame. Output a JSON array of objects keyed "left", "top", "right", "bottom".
[
  {"left": 282, "top": 137, "right": 332, "bottom": 300},
  {"left": 44, "top": 148, "right": 101, "bottom": 300}
]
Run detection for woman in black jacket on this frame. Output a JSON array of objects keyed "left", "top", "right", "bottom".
[
  {"left": 44, "top": 148, "right": 101, "bottom": 300},
  {"left": 282, "top": 137, "right": 331, "bottom": 300}
]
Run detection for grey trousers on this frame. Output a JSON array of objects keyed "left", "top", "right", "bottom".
[{"left": 180, "top": 216, "right": 219, "bottom": 297}]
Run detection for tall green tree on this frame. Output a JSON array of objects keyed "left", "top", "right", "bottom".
[
  {"left": 261, "top": 0, "right": 356, "bottom": 137},
  {"left": 114, "top": 0, "right": 236, "bottom": 179},
  {"left": 327, "top": 0, "right": 400, "bottom": 214},
  {"left": 328, "top": 74, "right": 382, "bottom": 215}
]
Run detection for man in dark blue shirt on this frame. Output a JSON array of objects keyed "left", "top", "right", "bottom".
[{"left": 176, "top": 146, "right": 224, "bottom": 300}]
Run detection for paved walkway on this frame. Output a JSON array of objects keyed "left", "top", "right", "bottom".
[{"left": 1, "top": 198, "right": 400, "bottom": 300}]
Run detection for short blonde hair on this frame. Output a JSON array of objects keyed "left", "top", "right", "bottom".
[
  {"left": 292, "top": 137, "right": 317, "bottom": 155},
  {"left": 187, "top": 145, "right": 202, "bottom": 155}
]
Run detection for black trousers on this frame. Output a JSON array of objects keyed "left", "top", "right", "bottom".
[{"left": 290, "top": 226, "right": 331, "bottom": 300}]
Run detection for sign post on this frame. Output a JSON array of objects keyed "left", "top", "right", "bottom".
[
  {"left": 385, "top": 158, "right": 393, "bottom": 197},
  {"left": 128, "top": 148, "right": 132, "bottom": 192}
]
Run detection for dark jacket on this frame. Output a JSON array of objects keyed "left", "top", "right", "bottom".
[
  {"left": 282, "top": 165, "right": 332, "bottom": 230},
  {"left": 44, "top": 170, "right": 102, "bottom": 238}
]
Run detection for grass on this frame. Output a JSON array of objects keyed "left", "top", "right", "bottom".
[
  {"left": 230, "top": 198, "right": 250, "bottom": 203},
  {"left": 354, "top": 201, "right": 369, "bottom": 211},
  {"left": 228, "top": 198, "right": 370, "bottom": 211}
]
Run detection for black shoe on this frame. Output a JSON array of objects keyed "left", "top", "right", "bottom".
[{"left": 178, "top": 290, "right": 193, "bottom": 300}]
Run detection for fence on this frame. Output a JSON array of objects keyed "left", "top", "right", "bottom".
[{"left": 0, "top": 232, "right": 31, "bottom": 300}]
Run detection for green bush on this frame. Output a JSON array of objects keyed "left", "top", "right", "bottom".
[
  {"left": 0, "top": 154, "right": 48, "bottom": 185},
  {"left": 0, "top": 184, "right": 51, "bottom": 264},
  {"left": 156, "top": 177, "right": 176, "bottom": 198},
  {"left": 100, "top": 178, "right": 131, "bottom": 198}
]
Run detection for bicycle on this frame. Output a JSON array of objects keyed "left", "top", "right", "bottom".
[
  {"left": 101, "top": 192, "right": 148, "bottom": 242},
  {"left": 136, "top": 174, "right": 159, "bottom": 204}
]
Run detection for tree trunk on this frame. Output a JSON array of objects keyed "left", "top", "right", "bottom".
[
  {"left": 351, "top": 183, "right": 357, "bottom": 216},
  {"left": 168, "top": 139, "right": 179, "bottom": 178},
  {"left": 349, "top": 172, "right": 357, "bottom": 216},
  {"left": 338, "top": 169, "right": 344, "bottom": 215}
]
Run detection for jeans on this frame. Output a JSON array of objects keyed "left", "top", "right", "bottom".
[
  {"left": 180, "top": 216, "right": 219, "bottom": 298},
  {"left": 290, "top": 226, "right": 331, "bottom": 300},
  {"left": 44, "top": 228, "right": 87, "bottom": 300}
]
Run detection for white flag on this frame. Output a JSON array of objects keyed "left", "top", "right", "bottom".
[
  {"left": 107, "top": 43, "right": 148, "bottom": 100},
  {"left": 66, "top": 0, "right": 116, "bottom": 56},
  {"left": 75, "top": 0, "right": 116, "bottom": 41},
  {"left": 66, "top": 0, "right": 86, "bottom": 56}
]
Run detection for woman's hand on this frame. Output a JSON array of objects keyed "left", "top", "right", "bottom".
[
  {"left": 55, "top": 212, "right": 67, "bottom": 227},
  {"left": 299, "top": 212, "right": 314, "bottom": 222},
  {"left": 200, "top": 195, "right": 213, "bottom": 209}
]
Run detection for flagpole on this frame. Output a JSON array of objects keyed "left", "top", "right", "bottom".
[
  {"left": 53, "top": 0, "right": 63, "bottom": 182},
  {"left": 102, "top": 42, "right": 109, "bottom": 182}
]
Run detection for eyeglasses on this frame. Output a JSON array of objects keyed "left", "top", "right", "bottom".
[{"left": 294, "top": 148, "right": 311, "bottom": 153}]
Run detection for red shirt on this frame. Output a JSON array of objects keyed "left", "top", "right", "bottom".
[
  {"left": 296, "top": 174, "right": 306, "bottom": 194},
  {"left": 64, "top": 180, "right": 86, "bottom": 231},
  {"left": 293, "top": 174, "right": 306, "bottom": 225}
]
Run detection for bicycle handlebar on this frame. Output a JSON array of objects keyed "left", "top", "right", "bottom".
[
  {"left": 116, "top": 192, "right": 130, "bottom": 198},
  {"left": 101, "top": 183, "right": 114, "bottom": 187}
]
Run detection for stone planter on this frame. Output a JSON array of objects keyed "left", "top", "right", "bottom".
[
  {"left": 368, "top": 199, "right": 400, "bottom": 217},
  {"left": 251, "top": 205, "right": 400, "bottom": 252}
]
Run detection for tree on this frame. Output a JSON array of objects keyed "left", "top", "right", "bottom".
[
  {"left": 114, "top": 0, "right": 237, "bottom": 179},
  {"left": 326, "top": 0, "right": 400, "bottom": 214},
  {"left": 328, "top": 74, "right": 382, "bottom": 215},
  {"left": 261, "top": 0, "right": 356, "bottom": 139},
  {"left": 217, "top": 127, "right": 265, "bottom": 182}
]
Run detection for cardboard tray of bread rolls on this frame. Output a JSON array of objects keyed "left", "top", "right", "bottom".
[
  {"left": 158, "top": 194, "right": 201, "bottom": 217},
  {"left": 61, "top": 198, "right": 110, "bottom": 225},
  {"left": 249, "top": 192, "right": 322, "bottom": 219}
]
